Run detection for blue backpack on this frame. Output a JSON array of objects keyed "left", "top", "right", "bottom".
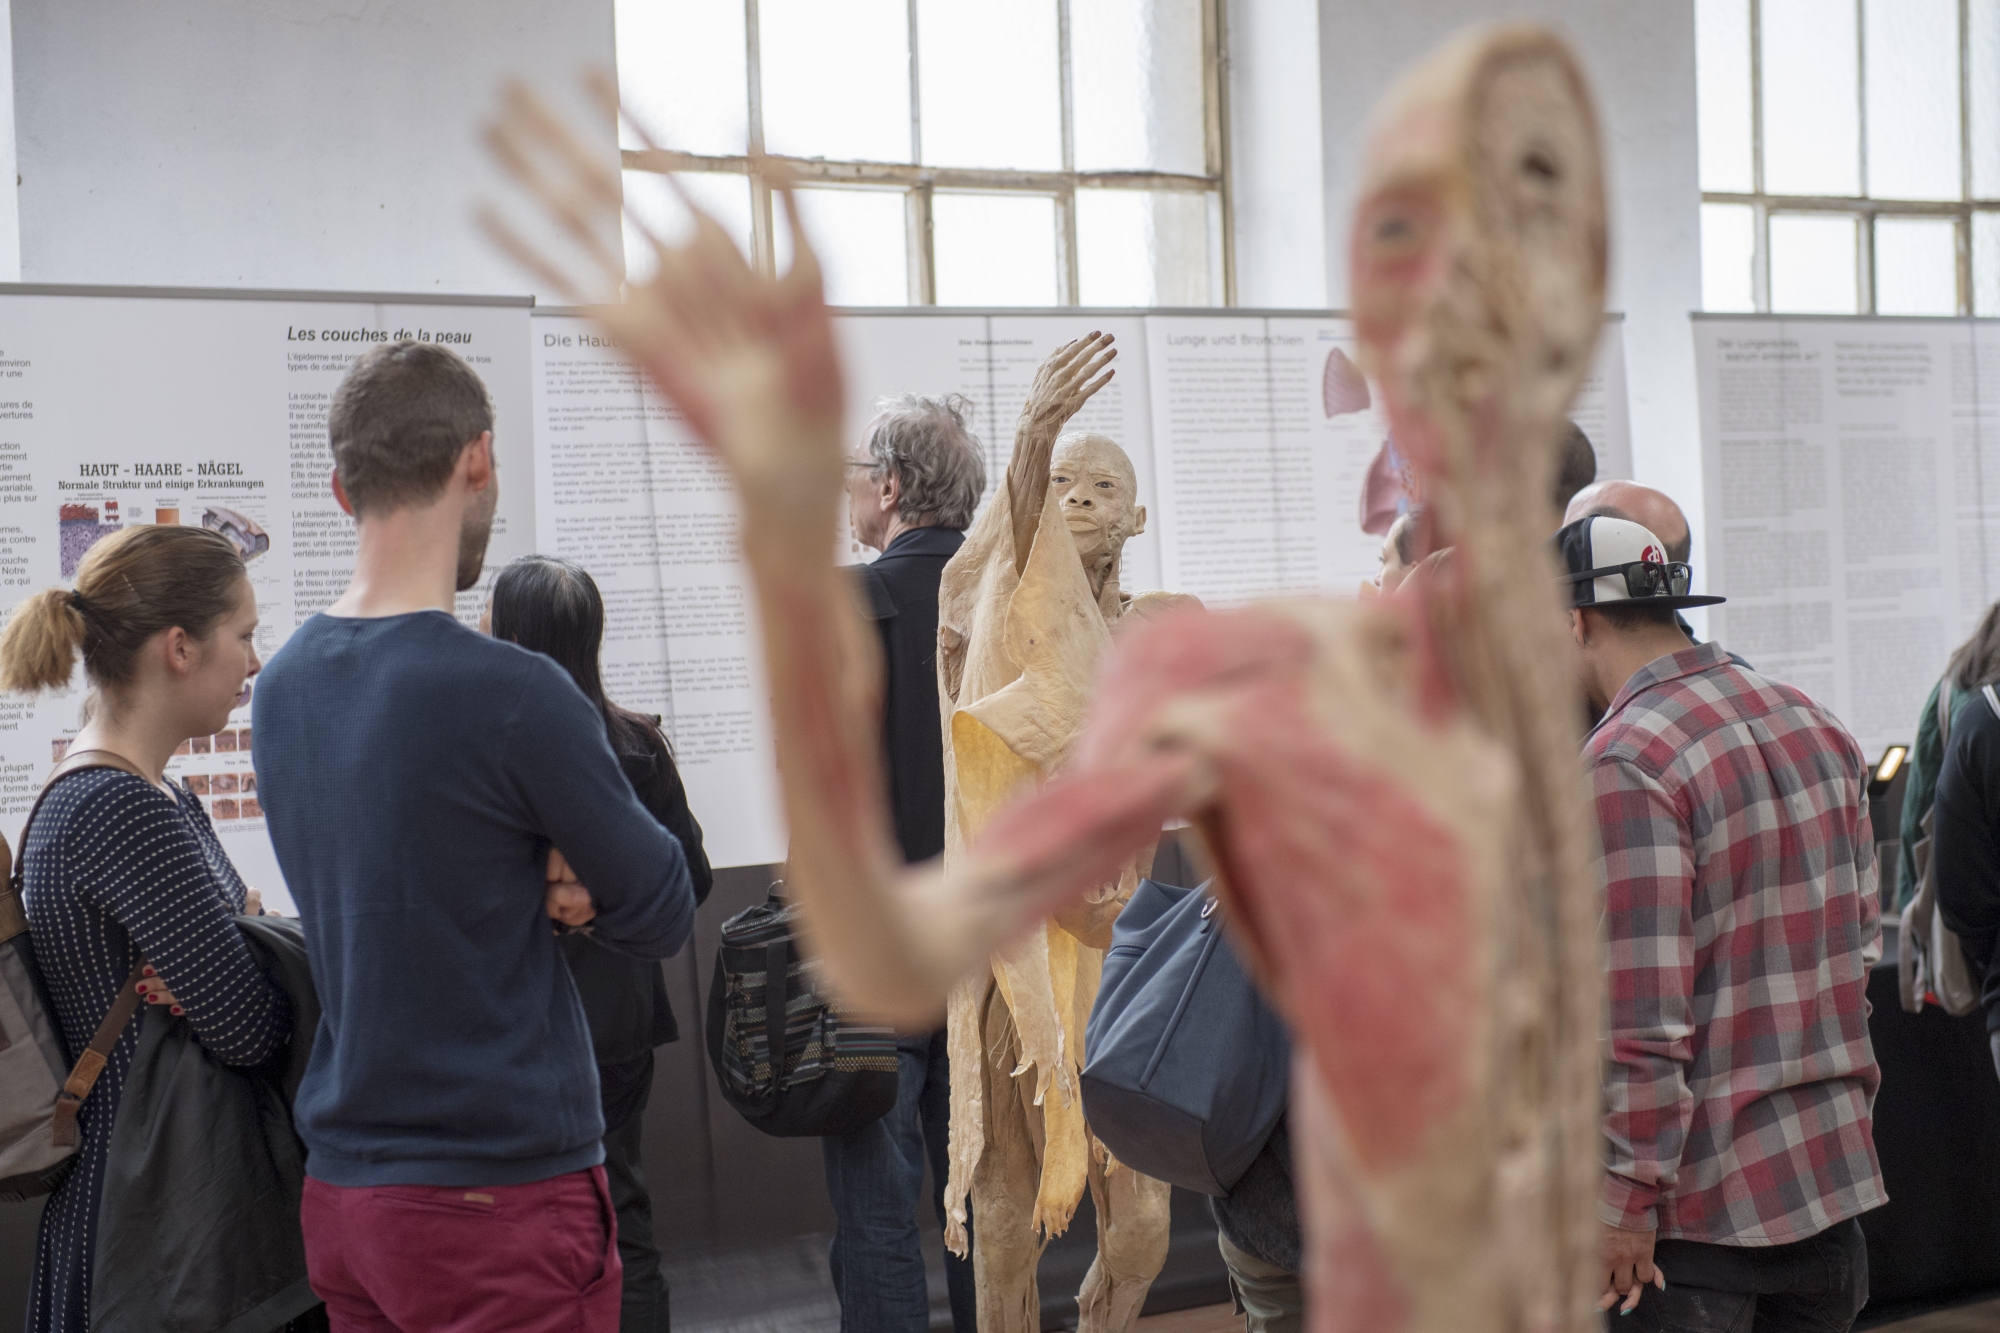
[{"left": 1082, "top": 878, "right": 1290, "bottom": 1197}]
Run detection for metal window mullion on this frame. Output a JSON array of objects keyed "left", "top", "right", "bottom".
[
  {"left": 621, "top": 148, "right": 1217, "bottom": 192},
  {"left": 1206, "top": 0, "right": 1236, "bottom": 307},
  {"left": 1750, "top": 0, "right": 1767, "bottom": 308},
  {"left": 1961, "top": 0, "right": 1975, "bottom": 311},
  {"left": 745, "top": 0, "right": 776, "bottom": 279},
  {"left": 1750, "top": 0, "right": 1766, "bottom": 195},
  {"left": 907, "top": 185, "right": 936, "bottom": 304},
  {"left": 1054, "top": 187, "right": 1079, "bottom": 305},
  {"left": 1859, "top": 208, "right": 1876, "bottom": 314},
  {"left": 1856, "top": 0, "right": 1869, "bottom": 202},
  {"left": 907, "top": 0, "right": 932, "bottom": 304},
  {"left": 1754, "top": 200, "right": 1772, "bottom": 312},
  {"left": 1056, "top": 0, "right": 1079, "bottom": 305}
]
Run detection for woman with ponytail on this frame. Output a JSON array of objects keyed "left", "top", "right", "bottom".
[{"left": 3, "top": 524, "right": 291, "bottom": 1333}]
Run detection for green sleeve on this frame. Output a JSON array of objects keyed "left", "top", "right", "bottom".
[{"left": 1898, "top": 679, "right": 1968, "bottom": 913}]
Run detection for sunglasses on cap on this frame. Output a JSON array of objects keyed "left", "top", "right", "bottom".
[{"left": 1563, "top": 560, "right": 1694, "bottom": 600}]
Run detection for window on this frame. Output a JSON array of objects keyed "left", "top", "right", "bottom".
[
  {"left": 1697, "top": 0, "right": 2000, "bottom": 314},
  {"left": 613, "top": 0, "right": 1234, "bottom": 308}
]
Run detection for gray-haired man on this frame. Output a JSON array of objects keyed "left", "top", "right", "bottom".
[{"left": 824, "top": 393, "right": 984, "bottom": 1333}]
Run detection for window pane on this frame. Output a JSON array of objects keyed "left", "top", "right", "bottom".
[
  {"left": 1073, "top": 0, "right": 1206, "bottom": 174},
  {"left": 1768, "top": 213, "right": 1858, "bottom": 312},
  {"left": 932, "top": 193, "right": 1057, "bottom": 306},
  {"left": 1865, "top": 0, "right": 1961, "bottom": 201},
  {"left": 1975, "top": 0, "right": 2000, "bottom": 198},
  {"left": 761, "top": 0, "right": 910, "bottom": 163},
  {"left": 1874, "top": 216, "right": 1959, "bottom": 315},
  {"left": 623, "top": 172, "right": 752, "bottom": 286},
  {"left": 1077, "top": 190, "right": 1212, "bottom": 307},
  {"left": 614, "top": 0, "right": 748, "bottom": 155},
  {"left": 1697, "top": 0, "right": 1754, "bottom": 192},
  {"left": 1702, "top": 202, "right": 1758, "bottom": 311},
  {"left": 1975, "top": 212, "right": 2000, "bottom": 315},
  {"left": 1762, "top": 0, "right": 1860, "bottom": 196},
  {"left": 917, "top": 0, "right": 1061, "bottom": 170},
  {"left": 778, "top": 188, "right": 910, "bottom": 307}
]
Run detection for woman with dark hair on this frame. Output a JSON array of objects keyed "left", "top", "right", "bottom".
[
  {"left": 487, "top": 554, "right": 712, "bottom": 1333},
  {"left": 1898, "top": 603, "right": 2000, "bottom": 913},
  {"left": 2, "top": 525, "right": 292, "bottom": 1332}
]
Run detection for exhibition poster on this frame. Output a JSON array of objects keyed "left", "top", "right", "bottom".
[
  {"left": 0, "top": 288, "right": 533, "bottom": 910},
  {"left": 1695, "top": 315, "right": 2000, "bottom": 758}
]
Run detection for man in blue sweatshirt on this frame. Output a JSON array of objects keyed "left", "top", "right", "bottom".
[{"left": 254, "top": 341, "right": 695, "bottom": 1333}]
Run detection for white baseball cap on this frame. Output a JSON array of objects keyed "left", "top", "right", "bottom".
[{"left": 1554, "top": 515, "right": 1724, "bottom": 610}]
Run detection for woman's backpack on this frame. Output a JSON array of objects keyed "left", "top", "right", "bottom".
[
  {"left": 704, "top": 885, "right": 899, "bottom": 1137},
  {"left": 1082, "top": 878, "right": 1291, "bottom": 1197},
  {"left": 1900, "top": 684, "right": 1988, "bottom": 1017},
  {"left": 0, "top": 750, "right": 154, "bottom": 1200}
]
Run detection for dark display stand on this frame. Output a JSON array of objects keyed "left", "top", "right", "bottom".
[{"left": 1856, "top": 942, "right": 2000, "bottom": 1325}]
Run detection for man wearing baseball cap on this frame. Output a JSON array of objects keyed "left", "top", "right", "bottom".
[{"left": 1559, "top": 516, "right": 1885, "bottom": 1331}]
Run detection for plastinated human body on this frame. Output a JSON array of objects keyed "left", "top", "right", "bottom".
[{"left": 935, "top": 337, "right": 1174, "bottom": 1332}]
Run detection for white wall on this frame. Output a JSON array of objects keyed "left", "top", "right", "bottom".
[
  {"left": 0, "top": 0, "right": 18, "bottom": 283},
  {"left": 12, "top": 0, "right": 615, "bottom": 299},
  {"left": 1317, "top": 1, "right": 1706, "bottom": 571},
  {"left": 1228, "top": 0, "right": 1329, "bottom": 308}
]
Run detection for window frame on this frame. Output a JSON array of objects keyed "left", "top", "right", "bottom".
[
  {"left": 1703, "top": 0, "right": 1999, "bottom": 314},
  {"left": 616, "top": 0, "right": 1236, "bottom": 306}
]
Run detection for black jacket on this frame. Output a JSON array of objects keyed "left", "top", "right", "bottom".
[
  {"left": 1933, "top": 686, "right": 2000, "bottom": 1031},
  {"left": 855, "top": 526, "right": 965, "bottom": 864},
  {"left": 1210, "top": 1118, "right": 1299, "bottom": 1273},
  {"left": 92, "top": 914, "right": 320, "bottom": 1333},
  {"left": 556, "top": 722, "right": 714, "bottom": 1064}
]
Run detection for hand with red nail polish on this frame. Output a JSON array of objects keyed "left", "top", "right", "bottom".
[{"left": 138, "top": 974, "right": 182, "bottom": 1009}]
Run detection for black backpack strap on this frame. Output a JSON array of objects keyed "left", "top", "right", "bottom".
[
  {"left": 9, "top": 748, "right": 151, "bottom": 896},
  {"left": 757, "top": 937, "right": 791, "bottom": 1110},
  {"left": 9, "top": 748, "right": 155, "bottom": 1146},
  {"left": 50, "top": 959, "right": 148, "bottom": 1148}
]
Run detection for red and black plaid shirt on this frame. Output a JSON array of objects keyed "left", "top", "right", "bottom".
[{"left": 1588, "top": 642, "right": 1885, "bottom": 1245}]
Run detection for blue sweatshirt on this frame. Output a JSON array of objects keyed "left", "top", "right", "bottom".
[{"left": 252, "top": 610, "right": 696, "bottom": 1187}]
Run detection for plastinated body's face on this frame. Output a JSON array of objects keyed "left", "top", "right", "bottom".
[{"left": 1050, "top": 433, "right": 1145, "bottom": 569}]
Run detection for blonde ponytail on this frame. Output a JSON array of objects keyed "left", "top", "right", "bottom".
[
  {"left": 0, "top": 526, "right": 245, "bottom": 695},
  {"left": 0, "top": 587, "right": 86, "bottom": 692}
]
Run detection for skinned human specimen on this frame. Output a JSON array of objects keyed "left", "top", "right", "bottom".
[{"left": 483, "top": 24, "right": 1607, "bottom": 1330}]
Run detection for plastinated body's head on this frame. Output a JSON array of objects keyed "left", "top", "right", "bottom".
[{"left": 1050, "top": 431, "right": 1146, "bottom": 571}]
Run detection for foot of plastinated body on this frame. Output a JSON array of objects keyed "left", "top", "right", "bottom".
[
  {"left": 1074, "top": 1154, "right": 1172, "bottom": 1333},
  {"left": 972, "top": 983, "right": 1048, "bottom": 1333},
  {"left": 970, "top": 974, "right": 1173, "bottom": 1333}
]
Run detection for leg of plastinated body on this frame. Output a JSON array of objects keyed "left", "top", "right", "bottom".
[
  {"left": 973, "top": 986, "right": 1047, "bottom": 1333},
  {"left": 1074, "top": 1153, "right": 1172, "bottom": 1333}
]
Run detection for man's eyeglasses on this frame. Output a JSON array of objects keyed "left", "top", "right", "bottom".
[{"left": 1564, "top": 560, "right": 1693, "bottom": 600}]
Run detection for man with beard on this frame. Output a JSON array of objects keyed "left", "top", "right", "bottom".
[{"left": 252, "top": 341, "right": 696, "bottom": 1333}]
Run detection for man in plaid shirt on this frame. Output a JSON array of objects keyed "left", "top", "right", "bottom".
[{"left": 1558, "top": 515, "right": 1884, "bottom": 1330}]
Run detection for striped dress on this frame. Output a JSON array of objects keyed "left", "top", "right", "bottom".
[{"left": 21, "top": 768, "right": 290, "bottom": 1333}]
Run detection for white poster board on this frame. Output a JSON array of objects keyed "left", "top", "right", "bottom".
[
  {"left": 0, "top": 291, "right": 1634, "bottom": 890},
  {"left": 0, "top": 286, "right": 533, "bottom": 911},
  {"left": 533, "top": 307, "right": 1631, "bottom": 866},
  {"left": 1694, "top": 315, "right": 2000, "bottom": 757}
]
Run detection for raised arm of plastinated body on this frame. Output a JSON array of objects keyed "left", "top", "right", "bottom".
[
  {"left": 478, "top": 81, "right": 1198, "bottom": 1025},
  {"left": 1006, "top": 335, "right": 1117, "bottom": 574}
]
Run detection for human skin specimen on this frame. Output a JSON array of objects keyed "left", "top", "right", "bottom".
[
  {"left": 936, "top": 339, "right": 1173, "bottom": 1332},
  {"left": 484, "top": 24, "right": 1606, "bottom": 1329}
]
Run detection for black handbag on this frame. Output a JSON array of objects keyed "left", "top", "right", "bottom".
[
  {"left": 1082, "top": 878, "right": 1290, "bottom": 1196},
  {"left": 704, "top": 886, "right": 899, "bottom": 1137}
]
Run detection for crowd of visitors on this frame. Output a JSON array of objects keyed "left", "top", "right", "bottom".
[{"left": 0, "top": 335, "right": 1986, "bottom": 1333}]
